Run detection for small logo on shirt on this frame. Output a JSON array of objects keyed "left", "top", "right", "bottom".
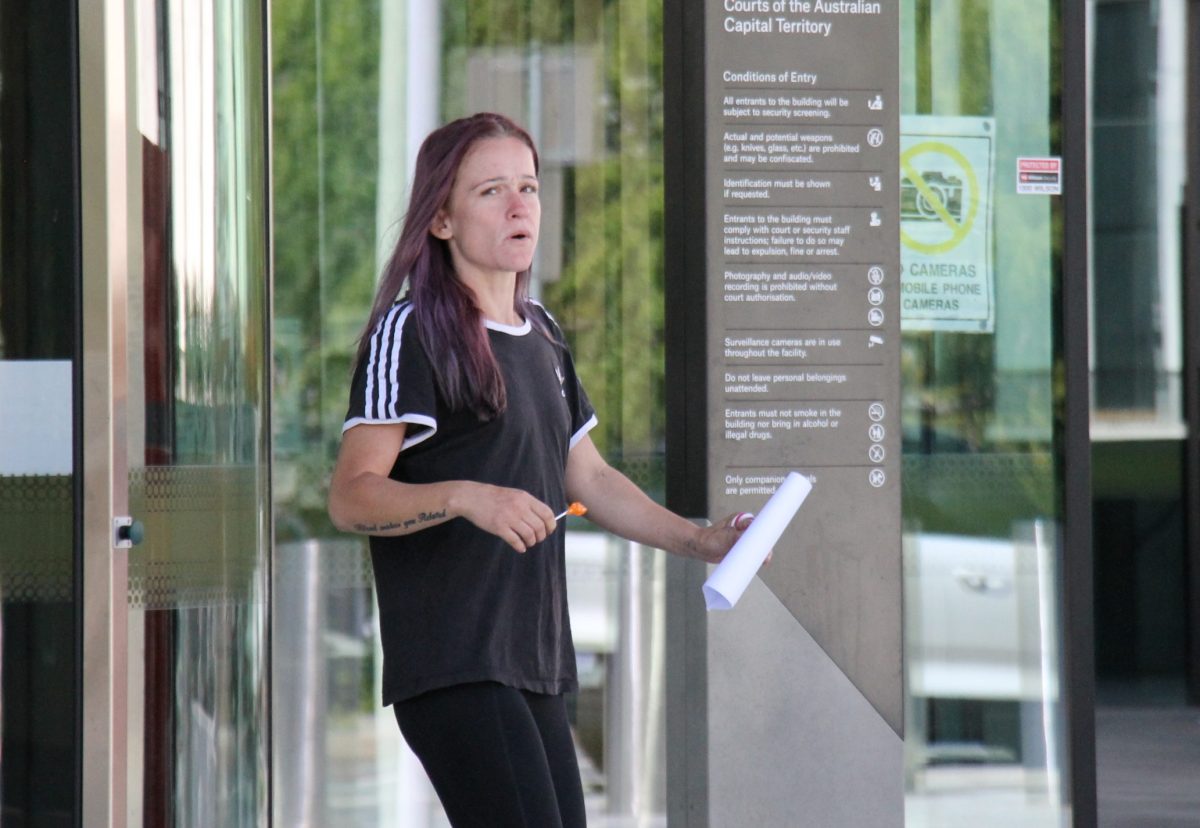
[{"left": 554, "top": 365, "right": 567, "bottom": 398}]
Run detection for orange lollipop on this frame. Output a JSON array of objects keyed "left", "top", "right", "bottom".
[{"left": 554, "top": 501, "right": 587, "bottom": 521}]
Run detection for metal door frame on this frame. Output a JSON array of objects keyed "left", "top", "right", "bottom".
[
  {"left": 79, "top": 0, "right": 132, "bottom": 823},
  {"left": 1184, "top": 0, "right": 1200, "bottom": 707},
  {"left": 1062, "top": 0, "right": 1098, "bottom": 823}
]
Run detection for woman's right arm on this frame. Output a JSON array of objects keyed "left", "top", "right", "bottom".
[{"left": 327, "top": 423, "right": 557, "bottom": 552}]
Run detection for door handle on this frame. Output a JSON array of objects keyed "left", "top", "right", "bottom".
[{"left": 114, "top": 516, "right": 145, "bottom": 548}]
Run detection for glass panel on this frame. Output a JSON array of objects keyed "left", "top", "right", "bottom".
[
  {"left": 271, "top": 1, "right": 390, "bottom": 823},
  {"left": 126, "top": 0, "right": 271, "bottom": 823},
  {"left": 1089, "top": 0, "right": 1187, "bottom": 439},
  {"left": 899, "top": 0, "right": 1070, "bottom": 825},
  {"left": 1087, "top": 0, "right": 1190, "bottom": 735},
  {"left": 0, "top": 0, "right": 80, "bottom": 823},
  {"left": 1088, "top": 1, "right": 1193, "bottom": 821},
  {"left": 271, "top": 0, "right": 667, "bottom": 823},
  {"left": 440, "top": 3, "right": 667, "bottom": 820}
]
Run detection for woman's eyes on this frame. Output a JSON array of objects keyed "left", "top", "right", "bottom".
[{"left": 478, "top": 184, "right": 538, "bottom": 196}]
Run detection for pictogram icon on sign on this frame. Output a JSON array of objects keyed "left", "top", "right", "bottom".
[{"left": 900, "top": 141, "right": 980, "bottom": 255}]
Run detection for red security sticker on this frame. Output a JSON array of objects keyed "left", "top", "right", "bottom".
[{"left": 1016, "top": 157, "right": 1062, "bottom": 195}]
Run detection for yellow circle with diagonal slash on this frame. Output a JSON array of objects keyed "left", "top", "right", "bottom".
[{"left": 900, "top": 141, "right": 980, "bottom": 255}]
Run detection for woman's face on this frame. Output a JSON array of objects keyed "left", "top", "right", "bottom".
[{"left": 431, "top": 136, "right": 540, "bottom": 285}]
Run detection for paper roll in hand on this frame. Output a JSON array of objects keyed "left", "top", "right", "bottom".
[{"left": 702, "top": 471, "right": 813, "bottom": 611}]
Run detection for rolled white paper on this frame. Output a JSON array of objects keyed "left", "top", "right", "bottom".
[{"left": 703, "top": 471, "right": 813, "bottom": 611}]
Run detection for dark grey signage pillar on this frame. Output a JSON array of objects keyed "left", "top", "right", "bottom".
[{"left": 667, "top": 1, "right": 903, "bottom": 824}]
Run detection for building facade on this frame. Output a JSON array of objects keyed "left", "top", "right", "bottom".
[{"left": 0, "top": 0, "right": 1196, "bottom": 825}]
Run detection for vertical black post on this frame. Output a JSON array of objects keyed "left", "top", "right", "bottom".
[
  {"left": 664, "top": 0, "right": 708, "bottom": 517},
  {"left": 1183, "top": 0, "right": 1200, "bottom": 708},
  {"left": 663, "top": 0, "right": 709, "bottom": 824},
  {"left": 1061, "top": 0, "right": 1097, "bottom": 823}
]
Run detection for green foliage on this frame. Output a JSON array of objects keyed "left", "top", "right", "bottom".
[{"left": 272, "top": 0, "right": 384, "bottom": 538}]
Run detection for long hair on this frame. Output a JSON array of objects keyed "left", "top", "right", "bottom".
[{"left": 356, "top": 113, "right": 544, "bottom": 419}]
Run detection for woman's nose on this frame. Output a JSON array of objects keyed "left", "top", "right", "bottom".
[{"left": 507, "top": 194, "right": 528, "bottom": 217}]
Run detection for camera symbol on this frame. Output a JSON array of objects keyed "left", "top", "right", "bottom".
[{"left": 900, "top": 171, "right": 965, "bottom": 222}]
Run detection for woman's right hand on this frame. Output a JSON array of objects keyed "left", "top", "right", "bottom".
[
  {"left": 330, "top": 424, "right": 556, "bottom": 550},
  {"left": 455, "top": 482, "right": 558, "bottom": 553}
]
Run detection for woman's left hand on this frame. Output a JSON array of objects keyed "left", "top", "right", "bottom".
[
  {"left": 683, "top": 512, "right": 755, "bottom": 564},
  {"left": 566, "top": 435, "right": 767, "bottom": 564}
]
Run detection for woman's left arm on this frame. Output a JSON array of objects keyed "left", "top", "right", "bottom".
[{"left": 564, "top": 435, "right": 744, "bottom": 563}]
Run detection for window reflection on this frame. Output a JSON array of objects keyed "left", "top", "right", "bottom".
[
  {"left": 127, "top": 0, "right": 270, "bottom": 823},
  {"left": 1088, "top": 5, "right": 1192, "bottom": 821},
  {"left": 899, "top": 0, "right": 1070, "bottom": 824},
  {"left": 272, "top": 0, "right": 668, "bottom": 823},
  {"left": 1089, "top": 0, "right": 1187, "bottom": 438}
]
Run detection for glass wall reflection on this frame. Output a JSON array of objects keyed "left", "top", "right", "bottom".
[
  {"left": 1088, "top": 0, "right": 1193, "bottom": 822},
  {"left": 899, "top": 0, "right": 1070, "bottom": 825},
  {"left": 126, "top": 0, "right": 271, "bottom": 823},
  {"left": 1089, "top": 0, "right": 1187, "bottom": 435},
  {"left": 271, "top": 0, "right": 668, "bottom": 823},
  {"left": 1088, "top": 0, "right": 1189, "bottom": 695}
]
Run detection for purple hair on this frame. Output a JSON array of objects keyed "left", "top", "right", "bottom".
[{"left": 357, "top": 113, "right": 546, "bottom": 419}]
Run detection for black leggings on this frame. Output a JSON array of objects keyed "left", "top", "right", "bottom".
[{"left": 393, "top": 682, "right": 587, "bottom": 828}]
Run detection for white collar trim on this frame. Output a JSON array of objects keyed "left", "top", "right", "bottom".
[{"left": 484, "top": 317, "right": 531, "bottom": 335}]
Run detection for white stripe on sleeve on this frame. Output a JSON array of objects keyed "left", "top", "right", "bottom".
[
  {"left": 367, "top": 303, "right": 404, "bottom": 420},
  {"left": 365, "top": 321, "right": 379, "bottom": 419},
  {"left": 387, "top": 305, "right": 413, "bottom": 418},
  {"left": 569, "top": 414, "right": 599, "bottom": 449}
]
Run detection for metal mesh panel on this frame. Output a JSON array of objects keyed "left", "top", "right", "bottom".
[
  {"left": 0, "top": 475, "right": 74, "bottom": 602},
  {"left": 902, "top": 452, "right": 1057, "bottom": 536},
  {"left": 319, "top": 538, "right": 373, "bottom": 590},
  {"left": 128, "top": 465, "right": 267, "bottom": 609}
]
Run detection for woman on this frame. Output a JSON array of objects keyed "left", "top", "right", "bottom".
[{"left": 328, "top": 112, "right": 746, "bottom": 827}]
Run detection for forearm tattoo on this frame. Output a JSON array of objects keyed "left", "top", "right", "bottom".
[{"left": 354, "top": 509, "right": 447, "bottom": 534}]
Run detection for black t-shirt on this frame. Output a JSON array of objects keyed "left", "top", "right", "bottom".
[{"left": 343, "top": 300, "right": 597, "bottom": 705}]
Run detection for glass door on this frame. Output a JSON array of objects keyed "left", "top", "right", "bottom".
[
  {"left": 80, "top": 0, "right": 272, "bottom": 823},
  {"left": 0, "top": 0, "right": 82, "bottom": 824}
]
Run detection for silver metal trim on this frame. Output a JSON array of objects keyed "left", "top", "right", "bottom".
[{"left": 80, "top": 0, "right": 131, "bottom": 823}]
